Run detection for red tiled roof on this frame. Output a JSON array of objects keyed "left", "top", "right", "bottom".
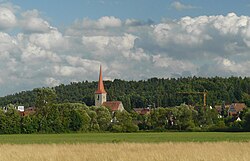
[
  {"left": 233, "top": 103, "right": 246, "bottom": 112},
  {"left": 102, "top": 101, "right": 122, "bottom": 111},
  {"left": 134, "top": 108, "right": 144, "bottom": 113},
  {"left": 216, "top": 103, "right": 246, "bottom": 116},
  {"left": 19, "top": 107, "right": 36, "bottom": 116},
  {"left": 133, "top": 108, "right": 150, "bottom": 115},
  {"left": 95, "top": 65, "right": 107, "bottom": 94},
  {"left": 141, "top": 108, "right": 150, "bottom": 115}
]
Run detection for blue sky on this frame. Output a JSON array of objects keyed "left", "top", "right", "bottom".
[
  {"left": 1, "top": 0, "right": 250, "bottom": 96},
  {"left": 10, "top": 0, "right": 250, "bottom": 25}
]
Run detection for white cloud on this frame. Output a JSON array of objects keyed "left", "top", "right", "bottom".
[
  {"left": 53, "top": 65, "right": 87, "bottom": 77},
  {"left": 214, "top": 57, "right": 246, "bottom": 74},
  {"left": 122, "top": 48, "right": 150, "bottom": 61},
  {"left": 0, "top": 32, "right": 17, "bottom": 52},
  {"left": 21, "top": 43, "right": 61, "bottom": 63},
  {"left": 171, "top": 1, "right": 198, "bottom": 11},
  {"left": 153, "top": 18, "right": 212, "bottom": 48},
  {"left": 20, "top": 9, "right": 54, "bottom": 33},
  {"left": 1, "top": 3, "right": 250, "bottom": 96},
  {"left": 75, "top": 16, "right": 121, "bottom": 30},
  {"left": 45, "top": 77, "right": 61, "bottom": 87},
  {"left": 152, "top": 55, "right": 196, "bottom": 74},
  {"left": 66, "top": 55, "right": 102, "bottom": 72},
  {"left": 82, "top": 33, "right": 137, "bottom": 56},
  {"left": 29, "top": 29, "right": 67, "bottom": 50},
  {"left": 97, "top": 16, "right": 122, "bottom": 28},
  {"left": 0, "top": 7, "right": 16, "bottom": 29}
]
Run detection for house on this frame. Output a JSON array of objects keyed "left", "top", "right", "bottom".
[
  {"left": 133, "top": 108, "right": 150, "bottom": 115},
  {"left": 215, "top": 103, "right": 246, "bottom": 117},
  {"left": 94, "top": 66, "right": 124, "bottom": 112},
  {"left": 228, "top": 103, "right": 246, "bottom": 116},
  {"left": 19, "top": 107, "right": 36, "bottom": 116},
  {"left": 103, "top": 101, "right": 124, "bottom": 112}
]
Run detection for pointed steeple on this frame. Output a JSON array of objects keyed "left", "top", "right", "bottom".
[{"left": 95, "top": 65, "right": 107, "bottom": 94}]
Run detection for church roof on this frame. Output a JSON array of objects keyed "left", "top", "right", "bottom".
[
  {"left": 102, "top": 101, "right": 122, "bottom": 111},
  {"left": 95, "top": 65, "right": 107, "bottom": 94}
]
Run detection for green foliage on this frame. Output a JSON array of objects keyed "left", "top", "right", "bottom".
[
  {"left": 0, "top": 108, "right": 21, "bottom": 134},
  {"left": 5, "top": 109, "right": 21, "bottom": 134},
  {"left": 0, "top": 101, "right": 249, "bottom": 133},
  {"left": 111, "top": 111, "right": 138, "bottom": 132},
  {"left": 0, "top": 110, "right": 7, "bottom": 134},
  {"left": 243, "top": 112, "right": 250, "bottom": 131},
  {"left": 174, "top": 105, "right": 196, "bottom": 131},
  {"left": 88, "top": 110, "right": 100, "bottom": 131},
  {"left": 21, "top": 115, "right": 38, "bottom": 134},
  {"left": 96, "top": 107, "right": 112, "bottom": 131},
  {"left": 69, "top": 109, "right": 84, "bottom": 132},
  {"left": 0, "top": 132, "right": 250, "bottom": 144},
  {"left": 0, "top": 77, "right": 250, "bottom": 133},
  {"left": 1, "top": 77, "right": 250, "bottom": 109},
  {"left": 35, "top": 88, "right": 57, "bottom": 109}
]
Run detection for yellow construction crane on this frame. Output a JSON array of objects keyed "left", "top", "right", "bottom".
[{"left": 177, "top": 91, "right": 207, "bottom": 107}]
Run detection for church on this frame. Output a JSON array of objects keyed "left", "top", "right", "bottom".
[{"left": 95, "top": 66, "right": 125, "bottom": 112}]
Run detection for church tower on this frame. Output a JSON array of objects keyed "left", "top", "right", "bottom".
[{"left": 95, "top": 65, "right": 107, "bottom": 106}]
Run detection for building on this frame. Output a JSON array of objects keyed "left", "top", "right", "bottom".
[
  {"left": 19, "top": 107, "right": 36, "bottom": 116},
  {"left": 228, "top": 103, "right": 246, "bottom": 116},
  {"left": 95, "top": 66, "right": 107, "bottom": 106},
  {"left": 133, "top": 108, "right": 151, "bottom": 115},
  {"left": 215, "top": 103, "right": 246, "bottom": 117},
  {"left": 95, "top": 66, "right": 124, "bottom": 112},
  {"left": 103, "top": 101, "right": 124, "bottom": 112}
]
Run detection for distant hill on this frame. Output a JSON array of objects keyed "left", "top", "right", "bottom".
[{"left": 0, "top": 77, "right": 250, "bottom": 111}]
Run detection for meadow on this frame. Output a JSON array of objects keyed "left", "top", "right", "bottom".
[
  {"left": 0, "top": 132, "right": 250, "bottom": 144},
  {"left": 0, "top": 132, "right": 250, "bottom": 161}
]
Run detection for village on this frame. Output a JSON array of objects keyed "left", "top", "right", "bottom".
[{"left": 0, "top": 65, "right": 247, "bottom": 133}]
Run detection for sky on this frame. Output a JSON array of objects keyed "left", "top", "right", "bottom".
[{"left": 0, "top": 0, "right": 250, "bottom": 96}]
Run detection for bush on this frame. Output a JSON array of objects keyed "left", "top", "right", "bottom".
[{"left": 111, "top": 124, "right": 123, "bottom": 132}]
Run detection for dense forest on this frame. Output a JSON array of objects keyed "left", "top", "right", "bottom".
[{"left": 0, "top": 77, "right": 250, "bottom": 111}]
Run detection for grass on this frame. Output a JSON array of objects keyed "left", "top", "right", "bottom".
[
  {"left": 0, "top": 132, "right": 250, "bottom": 144},
  {"left": 1, "top": 142, "right": 250, "bottom": 161},
  {"left": 1, "top": 133, "right": 250, "bottom": 161}
]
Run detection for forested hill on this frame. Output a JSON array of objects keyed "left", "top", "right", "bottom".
[{"left": 0, "top": 77, "right": 250, "bottom": 111}]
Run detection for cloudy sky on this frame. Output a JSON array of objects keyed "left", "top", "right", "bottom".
[{"left": 0, "top": 0, "right": 250, "bottom": 96}]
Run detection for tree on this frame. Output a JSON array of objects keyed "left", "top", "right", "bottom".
[
  {"left": 35, "top": 88, "right": 57, "bottom": 107},
  {"left": 243, "top": 112, "right": 250, "bottom": 131},
  {"left": 88, "top": 110, "right": 100, "bottom": 131},
  {"left": 96, "top": 107, "right": 111, "bottom": 131},
  {"left": 0, "top": 110, "right": 7, "bottom": 134},
  {"left": 149, "top": 107, "right": 168, "bottom": 131},
  {"left": 21, "top": 115, "right": 38, "bottom": 134},
  {"left": 111, "top": 111, "right": 138, "bottom": 132},
  {"left": 194, "top": 107, "right": 219, "bottom": 130},
  {"left": 79, "top": 110, "right": 91, "bottom": 132},
  {"left": 5, "top": 109, "right": 21, "bottom": 134},
  {"left": 173, "top": 105, "right": 195, "bottom": 131},
  {"left": 69, "top": 109, "right": 84, "bottom": 131},
  {"left": 46, "top": 107, "right": 63, "bottom": 133},
  {"left": 34, "top": 88, "right": 57, "bottom": 133}
]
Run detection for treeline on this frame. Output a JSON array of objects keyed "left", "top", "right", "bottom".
[
  {"left": 1, "top": 100, "right": 250, "bottom": 134},
  {"left": 1, "top": 77, "right": 250, "bottom": 111},
  {"left": 0, "top": 103, "right": 138, "bottom": 134},
  {"left": 0, "top": 88, "right": 138, "bottom": 134}
]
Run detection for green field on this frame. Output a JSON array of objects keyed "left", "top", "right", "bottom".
[{"left": 0, "top": 132, "right": 250, "bottom": 144}]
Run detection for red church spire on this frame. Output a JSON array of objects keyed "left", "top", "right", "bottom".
[{"left": 95, "top": 65, "right": 107, "bottom": 94}]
